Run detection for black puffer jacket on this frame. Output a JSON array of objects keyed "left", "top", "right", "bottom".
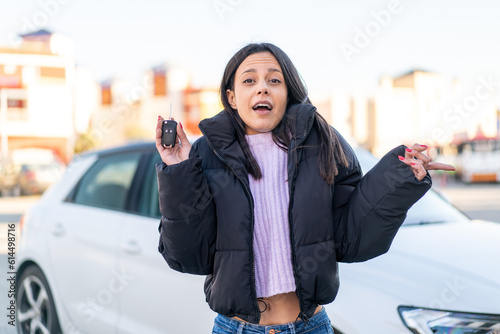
[{"left": 157, "top": 103, "right": 431, "bottom": 323}]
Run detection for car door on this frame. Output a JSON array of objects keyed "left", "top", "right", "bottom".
[
  {"left": 47, "top": 151, "right": 142, "bottom": 333},
  {"left": 116, "top": 151, "right": 215, "bottom": 334}
]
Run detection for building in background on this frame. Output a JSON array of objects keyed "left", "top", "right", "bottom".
[
  {"left": 331, "top": 70, "right": 500, "bottom": 157},
  {"left": 0, "top": 29, "right": 97, "bottom": 164},
  {"left": 4, "top": 30, "right": 498, "bottom": 164},
  {"left": 91, "top": 63, "right": 220, "bottom": 147},
  {"left": 0, "top": 29, "right": 74, "bottom": 163},
  {"left": 183, "top": 85, "right": 220, "bottom": 135}
]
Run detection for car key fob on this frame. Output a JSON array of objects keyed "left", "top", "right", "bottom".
[{"left": 161, "top": 119, "right": 178, "bottom": 148}]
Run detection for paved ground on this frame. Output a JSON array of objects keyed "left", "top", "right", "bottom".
[
  {"left": 434, "top": 180, "right": 500, "bottom": 222},
  {"left": 0, "top": 195, "right": 39, "bottom": 254}
]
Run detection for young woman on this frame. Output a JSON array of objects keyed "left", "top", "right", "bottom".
[{"left": 155, "top": 43, "right": 455, "bottom": 333}]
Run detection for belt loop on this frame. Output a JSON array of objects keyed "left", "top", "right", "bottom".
[
  {"left": 289, "top": 322, "right": 296, "bottom": 334},
  {"left": 237, "top": 321, "right": 245, "bottom": 334}
]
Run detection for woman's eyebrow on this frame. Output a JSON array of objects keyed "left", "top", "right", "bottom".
[{"left": 239, "top": 68, "right": 283, "bottom": 78}]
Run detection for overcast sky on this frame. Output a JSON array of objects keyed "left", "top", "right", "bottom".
[{"left": 2, "top": 0, "right": 500, "bottom": 99}]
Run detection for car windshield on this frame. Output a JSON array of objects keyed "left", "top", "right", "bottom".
[{"left": 354, "top": 147, "right": 470, "bottom": 225}]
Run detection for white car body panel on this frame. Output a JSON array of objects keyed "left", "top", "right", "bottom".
[
  {"left": 47, "top": 202, "right": 125, "bottom": 332},
  {"left": 116, "top": 215, "right": 215, "bottom": 333},
  {"left": 328, "top": 220, "right": 500, "bottom": 333}
]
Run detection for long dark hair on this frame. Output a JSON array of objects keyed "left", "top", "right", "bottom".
[{"left": 220, "top": 43, "right": 348, "bottom": 184}]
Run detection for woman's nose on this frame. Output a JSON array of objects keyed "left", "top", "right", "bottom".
[{"left": 257, "top": 81, "right": 269, "bottom": 95}]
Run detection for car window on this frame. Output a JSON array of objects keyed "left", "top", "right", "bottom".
[
  {"left": 71, "top": 152, "right": 142, "bottom": 211},
  {"left": 403, "top": 189, "right": 469, "bottom": 225},
  {"left": 138, "top": 152, "right": 162, "bottom": 218},
  {"left": 354, "top": 147, "right": 469, "bottom": 225}
]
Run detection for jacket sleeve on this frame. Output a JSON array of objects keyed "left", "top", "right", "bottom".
[
  {"left": 332, "top": 135, "right": 432, "bottom": 263},
  {"left": 156, "top": 142, "right": 216, "bottom": 275}
]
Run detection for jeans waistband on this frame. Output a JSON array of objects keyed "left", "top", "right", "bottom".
[{"left": 214, "top": 307, "right": 330, "bottom": 334}]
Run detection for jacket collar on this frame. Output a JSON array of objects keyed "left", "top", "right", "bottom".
[
  {"left": 286, "top": 103, "right": 316, "bottom": 144},
  {"left": 198, "top": 103, "right": 316, "bottom": 178}
]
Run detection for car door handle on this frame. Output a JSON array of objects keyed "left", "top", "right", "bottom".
[
  {"left": 121, "top": 240, "right": 141, "bottom": 254},
  {"left": 51, "top": 223, "right": 65, "bottom": 237}
]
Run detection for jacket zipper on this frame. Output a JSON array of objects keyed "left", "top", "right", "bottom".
[
  {"left": 199, "top": 129, "right": 261, "bottom": 323},
  {"left": 288, "top": 111, "right": 314, "bottom": 323}
]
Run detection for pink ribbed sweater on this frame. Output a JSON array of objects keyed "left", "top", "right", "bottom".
[{"left": 246, "top": 132, "right": 296, "bottom": 298}]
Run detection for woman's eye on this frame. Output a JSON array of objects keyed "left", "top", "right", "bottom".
[
  {"left": 243, "top": 78, "right": 254, "bottom": 84},
  {"left": 270, "top": 78, "right": 281, "bottom": 84}
]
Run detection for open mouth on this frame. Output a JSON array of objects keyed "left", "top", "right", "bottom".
[{"left": 252, "top": 101, "right": 273, "bottom": 111}]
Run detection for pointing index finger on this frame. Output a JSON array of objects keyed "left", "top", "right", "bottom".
[{"left": 427, "top": 162, "right": 456, "bottom": 171}]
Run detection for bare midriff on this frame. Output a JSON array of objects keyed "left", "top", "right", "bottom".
[{"left": 232, "top": 292, "right": 323, "bottom": 325}]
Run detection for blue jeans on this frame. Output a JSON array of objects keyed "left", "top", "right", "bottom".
[{"left": 212, "top": 307, "right": 334, "bottom": 334}]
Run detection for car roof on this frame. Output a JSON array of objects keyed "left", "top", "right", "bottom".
[
  {"left": 76, "top": 134, "right": 202, "bottom": 160},
  {"left": 77, "top": 141, "right": 156, "bottom": 159}
]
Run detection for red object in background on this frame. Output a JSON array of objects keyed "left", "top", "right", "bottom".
[
  {"left": 154, "top": 71, "right": 167, "bottom": 97},
  {"left": 0, "top": 64, "right": 23, "bottom": 88},
  {"left": 7, "top": 99, "right": 26, "bottom": 108},
  {"left": 24, "top": 170, "right": 36, "bottom": 181},
  {"left": 182, "top": 85, "right": 202, "bottom": 136},
  {"left": 472, "top": 125, "right": 487, "bottom": 141},
  {"left": 0, "top": 76, "right": 21, "bottom": 88},
  {"left": 101, "top": 83, "right": 112, "bottom": 105}
]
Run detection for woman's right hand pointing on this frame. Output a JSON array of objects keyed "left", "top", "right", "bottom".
[{"left": 155, "top": 115, "right": 192, "bottom": 165}]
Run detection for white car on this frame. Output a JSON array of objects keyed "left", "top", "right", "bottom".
[{"left": 15, "top": 142, "right": 500, "bottom": 334}]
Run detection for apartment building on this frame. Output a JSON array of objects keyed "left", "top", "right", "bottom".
[
  {"left": 93, "top": 63, "right": 220, "bottom": 147},
  {"left": 0, "top": 29, "right": 76, "bottom": 163},
  {"left": 332, "top": 70, "right": 500, "bottom": 157}
]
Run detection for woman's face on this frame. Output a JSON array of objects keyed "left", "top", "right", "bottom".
[{"left": 226, "top": 52, "right": 288, "bottom": 135}]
